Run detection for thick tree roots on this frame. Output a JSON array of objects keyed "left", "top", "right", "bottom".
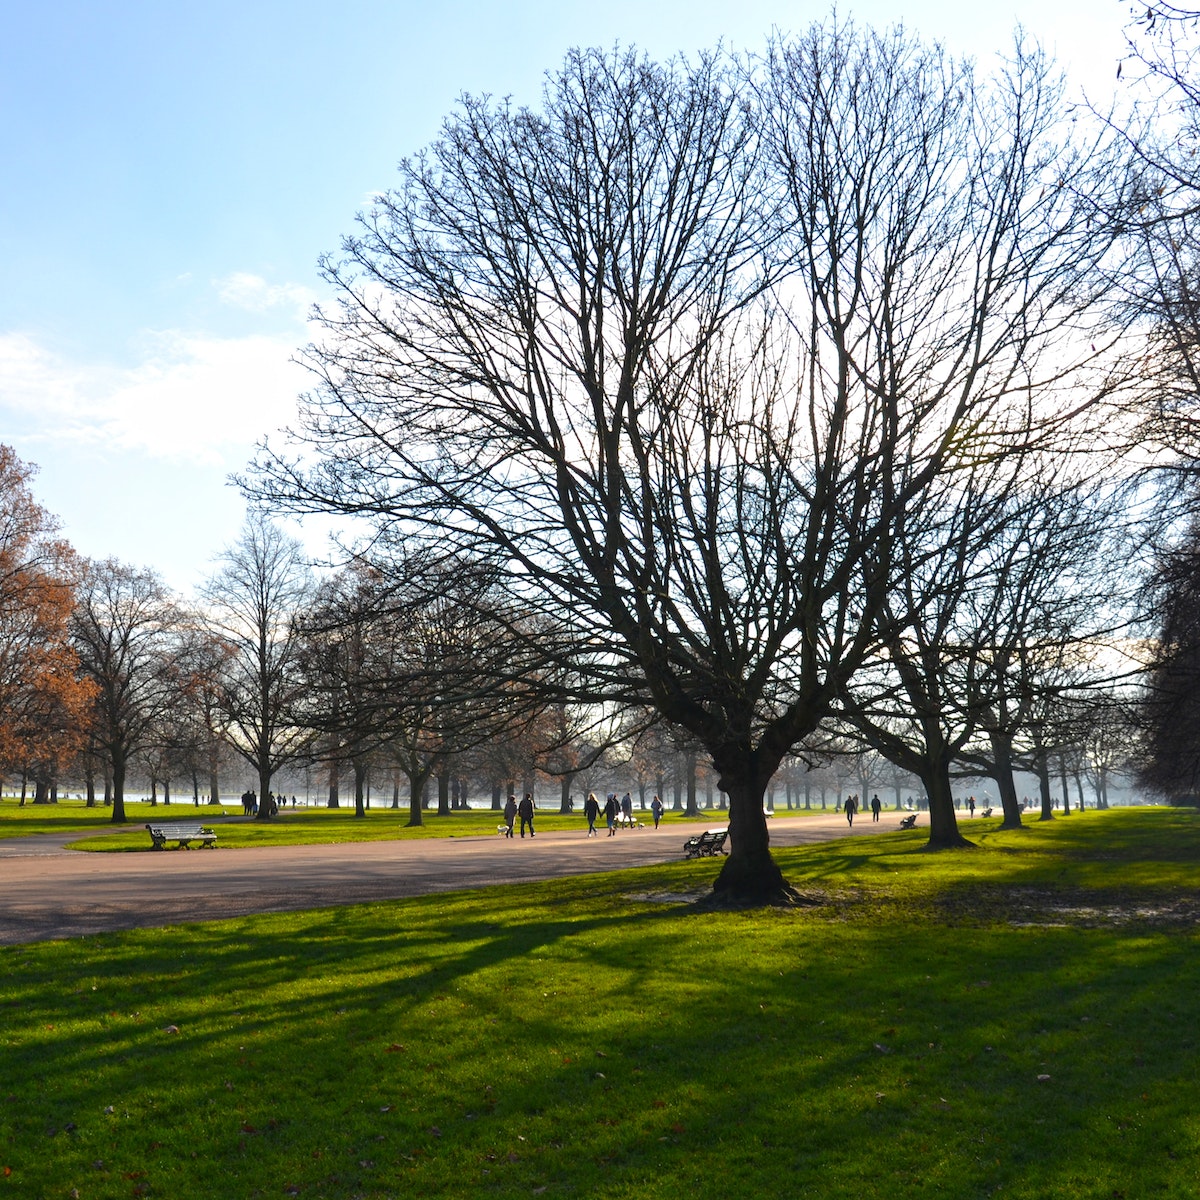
[
  {"left": 694, "top": 882, "right": 818, "bottom": 910},
  {"left": 920, "top": 834, "right": 977, "bottom": 851}
]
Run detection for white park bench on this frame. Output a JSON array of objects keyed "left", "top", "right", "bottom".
[{"left": 145, "top": 821, "right": 218, "bottom": 851}]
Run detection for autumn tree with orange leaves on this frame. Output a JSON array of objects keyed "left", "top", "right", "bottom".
[{"left": 0, "top": 446, "right": 95, "bottom": 802}]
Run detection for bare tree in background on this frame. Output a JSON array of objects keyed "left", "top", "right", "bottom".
[
  {"left": 71, "top": 559, "right": 181, "bottom": 823},
  {"left": 253, "top": 29, "right": 1123, "bottom": 901},
  {"left": 204, "top": 517, "right": 313, "bottom": 819}
]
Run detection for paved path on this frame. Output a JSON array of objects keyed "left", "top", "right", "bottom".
[{"left": 0, "top": 811, "right": 910, "bottom": 944}]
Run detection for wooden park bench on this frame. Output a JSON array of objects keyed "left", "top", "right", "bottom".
[
  {"left": 898, "top": 813, "right": 918, "bottom": 830},
  {"left": 683, "top": 828, "right": 729, "bottom": 859},
  {"left": 145, "top": 821, "right": 218, "bottom": 851}
]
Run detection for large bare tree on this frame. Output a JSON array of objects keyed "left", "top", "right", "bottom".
[{"left": 254, "top": 29, "right": 1123, "bottom": 901}]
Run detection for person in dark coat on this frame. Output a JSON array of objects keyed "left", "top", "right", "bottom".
[
  {"left": 870, "top": 794, "right": 881, "bottom": 822},
  {"left": 518, "top": 792, "right": 535, "bottom": 837},
  {"left": 584, "top": 792, "right": 600, "bottom": 837},
  {"left": 603, "top": 793, "right": 619, "bottom": 836},
  {"left": 503, "top": 794, "right": 518, "bottom": 838}
]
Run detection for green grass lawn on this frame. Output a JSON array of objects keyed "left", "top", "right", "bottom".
[
  {"left": 2, "top": 809, "right": 1197, "bottom": 1198},
  {"left": 0, "top": 797, "right": 761, "bottom": 850}
]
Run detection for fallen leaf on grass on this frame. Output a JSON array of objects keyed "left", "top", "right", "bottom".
[
  {"left": 163, "top": 1025, "right": 179, "bottom": 1035},
  {"left": 385, "top": 1043, "right": 405, "bottom": 1053},
  {"left": 1037, "top": 1075, "right": 1051, "bottom": 1082}
]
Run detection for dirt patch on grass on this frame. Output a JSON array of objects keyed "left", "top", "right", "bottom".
[{"left": 937, "top": 885, "right": 1200, "bottom": 929}]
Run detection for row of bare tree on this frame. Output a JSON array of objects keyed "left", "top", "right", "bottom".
[{"left": 10, "top": 12, "right": 1200, "bottom": 905}]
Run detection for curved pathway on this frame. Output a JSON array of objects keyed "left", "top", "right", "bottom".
[{"left": 0, "top": 811, "right": 912, "bottom": 944}]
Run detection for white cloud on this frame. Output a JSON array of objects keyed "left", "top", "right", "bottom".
[
  {"left": 215, "top": 272, "right": 316, "bottom": 317},
  {"left": 0, "top": 329, "right": 310, "bottom": 466}
]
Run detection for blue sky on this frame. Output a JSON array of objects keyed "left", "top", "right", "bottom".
[{"left": 0, "top": 0, "right": 1130, "bottom": 593}]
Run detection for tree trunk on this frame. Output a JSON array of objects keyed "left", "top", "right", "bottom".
[
  {"left": 711, "top": 768, "right": 791, "bottom": 904},
  {"left": 989, "top": 730, "right": 1023, "bottom": 830},
  {"left": 685, "top": 751, "right": 699, "bottom": 817},
  {"left": 85, "top": 765, "right": 96, "bottom": 808},
  {"left": 1058, "top": 755, "right": 1071, "bottom": 816},
  {"left": 491, "top": 780, "right": 502, "bottom": 811},
  {"left": 437, "top": 765, "right": 451, "bottom": 817},
  {"left": 354, "top": 758, "right": 368, "bottom": 818},
  {"left": 559, "top": 771, "right": 574, "bottom": 814},
  {"left": 392, "top": 769, "right": 401, "bottom": 810},
  {"left": 405, "top": 767, "right": 431, "bottom": 827},
  {"left": 257, "top": 760, "right": 273, "bottom": 820},
  {"left": 1033, "top": 743, "right": 1054, "bottom": 821},
  {"left": 111, "top": 751, "right": 127, "bottom": 823},
  {"left": 919, "top": 756, "right": 972, "bottom": 850},
  {"left": 327, "top": 758, "right": 341, "bottom": 808},
  {"left": 163, "top": 778, "right": 171, "bottom": 806}
]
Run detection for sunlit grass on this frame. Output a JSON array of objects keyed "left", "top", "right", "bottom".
[
  {"left": 0, "top": 796, "right": 755, "bottom": 850},
  {"left": 2, "top": 809, "right": 1198, "bottom": 1198}
]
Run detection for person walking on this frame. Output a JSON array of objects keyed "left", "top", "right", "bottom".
[
  {"left": 518, "top": 792, "right": 535, "bottom": 838},
  {"left": 620, "top": 791, "right": 633, "bottom": 826},
  {"left": 870, "top": 794, "right": 881, "bottom": 822},
  {"left": 845, "top": 794, "right": 856, "bottom": 827},
  {"left": 650, "top": 793, "right": 663, "bottom": 828},
  {"left": 584, "top": 792, "right": 600, "bottom": 837},
  {"left": 603, "top": 792, "right": 619, "bottom": 836},
  {"left": 503, "top": 794, "right": 518, "bottom": 838}
]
